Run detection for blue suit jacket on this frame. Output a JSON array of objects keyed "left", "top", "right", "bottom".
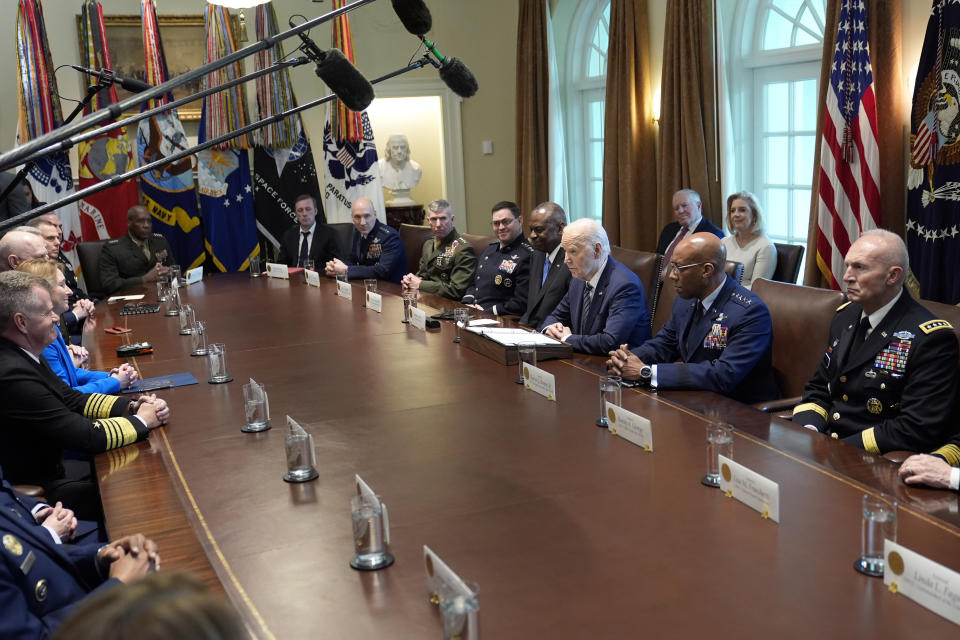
[
  {"left": 632, "top": 275, "right": 779, "bottom": 403},
  {"left": 345, "top": 220, "right": 408, "bottom": 284},
  {"left": 541, "top": 256, "right": 650, "bottom": 355},
  {"left": 42, "top": 328, "right": 120, "bottom": 395}
]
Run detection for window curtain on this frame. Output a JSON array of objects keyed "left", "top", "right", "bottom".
[
  {"left": 656, "top": 0, "right": 723, "bottom": 235},
  {"left": 601, "top": 0, "right": 658, "bottom": 249},
  {"left": 516, "top": 0, "right": 550, "bottom": 222},
  {"left": 803, "top": 0, "right": 903, "bottom": 287},
  {"left": 547, "top": 5, "right": 569, "bottom": 212}
]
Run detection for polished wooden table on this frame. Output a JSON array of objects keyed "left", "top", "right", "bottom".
[{"left": 92, "top": 274, "right": 960, "bottom": 638}]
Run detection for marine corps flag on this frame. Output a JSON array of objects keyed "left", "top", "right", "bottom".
[
  {"left": 906, "top": 0, "right": 960, "bottom": 304},
  {"left": 77, "top": 0, "right": 139, "bottom": 240},
  {"left": 136, "top": 0, "right": 205, "bottom": 269}
]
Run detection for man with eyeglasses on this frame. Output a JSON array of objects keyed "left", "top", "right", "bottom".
[
  {"left": 402, "top": 199, "right": 477, "bottom": 300},
  {"left": 607, "top": 233, "right": 778, "bottom": 403},
  {"left": 461, "top": 201, "right": 534, "bottom": 315}
]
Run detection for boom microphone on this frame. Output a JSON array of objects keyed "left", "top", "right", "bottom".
[
  {"left": 291, "top": 23, "right": 375, "bottom": 112},
  {"left": 420, "top": 37, "right": 478, "bottom": 98},
  {"left": 70, "top": 65, "right": 152, "bottom": 92},
  {"left": 391, "top": 0, "right": 432, "bottom": 36}
]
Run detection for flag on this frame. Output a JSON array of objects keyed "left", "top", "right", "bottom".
[
  {"left": 251, "top": 3, "right": 322, "bottom": 255},
  {"left": 76, "top": 0, "right": 139, "bottom": 241},
  {"left": 321, "top": 0, "right": 386, "bottom": 224},
  {"left": 815, "top": 0, "right": 881, "bottom": 290},
  {"left": 906, "top": 0, "right": 960, "bottom": 304},
  {"left": 136, "top": 0, "right": 204, "bottom": 270},
  {"left": 15, "top": 0, "right": 84, "bottom": 270},
  {"left": 197, "top": 5, "right": 258, "bottom": 272}
]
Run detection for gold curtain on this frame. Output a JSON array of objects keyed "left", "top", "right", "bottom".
[
  {"left": 602, "top": 0, "right": 658, "bottom": 249},
  {"left": 515, "top": 0, "right": 550, "bottom": 221},
  {"left": 656, "top": 0, "right": 722, "bottom": 234},
  {"left": 803, "top": 0, "right": 904, "bottom": 287}
]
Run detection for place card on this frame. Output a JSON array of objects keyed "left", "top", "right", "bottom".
[
  {"left": 185, "top": 266, "right": 203, "bottom": 285},
  {"left": 523, "top": 363, "right": 556, "bottom": 401},
  {"left": 366, "top": 291, "right": 382, "bottom": 312},
  {"left": 410, "top": 306, "right": 427, "bottom": 330},
  {"left": 305, "top": 269, "right": 321, "bottom": 287},
  {"left": 424, "top": 545, "right": 475, "bottom": 601},
  {"left": 606, "top": 404, "right": 653, "bottom": 451},
  {"left": 356, "top": 474, "right": 389, "bottom": 544},
  {"left": 884, "top": 540, "right": 960, "bottom": 625},
  {"left": 717, "top": 456, "right": 780, "bottom": 523},
  {"left": 107, "top": 294, "right": 144, "bottom": 303},
  {"left": 336, "top": 279, "right": 352, "bottom": 299},
  {"left": 266, "top": 262, "right": 288, "bottom": 279}
]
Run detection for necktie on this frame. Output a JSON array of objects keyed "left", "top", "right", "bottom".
[
  {"left": 542, "top": 256, "right": 551, "bottom": 284},
  {"left": 139, "top": 240, "right": 150, "bottom": 261},
  {"left": 661, "top": 225, "right": 689, "bottom": 278},
  {"left": 684, "top": 302, "right": 704, "bottom": 351},
  {"left": 579, "top": 283, "right": 594, "bottom": 333},
  {"left": 853, "top": 316, "right": 871, "bottom": 345},
  {"left": 298, "top": 231, "right": 310, "bottom": 267}
]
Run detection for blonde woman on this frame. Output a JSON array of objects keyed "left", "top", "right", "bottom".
[{"left": 721, "top": 191, "right": 777, "bottom": 289}]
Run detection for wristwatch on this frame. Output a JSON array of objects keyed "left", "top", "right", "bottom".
[{"left": 638, "top": 365, "right": 652, "bottom": 386}]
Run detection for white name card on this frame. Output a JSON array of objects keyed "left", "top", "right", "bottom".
[
  {"left": 410, "top": 306, "right": 427, "bottom": 330},
  {"left": 717, "top": 456, "right": 780, "bottom": 522},
  {"left": 523, "top": 363, "right": 556, "bottom": 401},
  {"left": 305, "top": 269, "right": 321, "bottom": 287},
  {"left": 424, "top": 545, "right": 475, "bottom": 600},
  {"left": 884, "top": 540, "right": 960, "bottom": 625},
  {"left": 266, "top": 262, "right": 288, "bottom": 279},
  {"left": 185, "top": 266, "right": 203, "bottom": 285},
  {"left": 336, "top": 279, "right": 352, "bottom": 299},
  {"left": 356, "top": 474, "right": 390, "bottom": 544},
  {"left": 606, "top": 404, "right": 653, "bottom": 451},
  {"left": 366, "top": 291, "right": 382, "bottom": 312}
]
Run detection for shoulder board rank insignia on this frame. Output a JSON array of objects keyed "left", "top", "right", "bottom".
[
  {"left": 892, "top": 330, "right": 915, "bottom": 340},
  {"left": 3, "top": 534, "right": 22, "bottom": 556},
  {"left": 919, "top": 319, "right": 953, "bottom": 334},
  {"left": 836, "top": 301, "right": 852, "bottom": 312}
]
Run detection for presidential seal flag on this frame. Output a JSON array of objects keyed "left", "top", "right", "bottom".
[{"left": 906, "top": 0, "right": 960, "bottom": 304}]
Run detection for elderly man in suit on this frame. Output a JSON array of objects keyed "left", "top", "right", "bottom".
[
  {"left": 656, "top": 190, "right": 724, "bottom": 277},
  {"left": 276, "top": 194, "right": 341, "bottom": 268},
  {"left": 541, "top": 218, "right": 650, "bottom": 355},
  {"left": 520, "top": 202, "right": 572, "bottom": 329},
  {"left": 99, "top": 206, "right": 172, "bottom": 294}
]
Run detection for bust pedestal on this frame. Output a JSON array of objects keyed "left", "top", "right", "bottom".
[{"left": 386, "top": 204, "right": 425, "bottom": 230}]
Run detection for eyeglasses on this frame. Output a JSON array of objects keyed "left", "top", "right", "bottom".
[
  {"left": 668, "top": 261, "right": 708, "bottom": 274},
  {"left": 491, "top": 218, "right": 516, "bottom": 228}
]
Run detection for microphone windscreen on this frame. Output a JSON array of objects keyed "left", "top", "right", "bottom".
[
  {"left": 439, "top": 58, "right": 478, "bottom": 98},
  {"left": 391, "top": 0, "right": 432, "bottom": 36},
  {"left": 314, "top": 48, "right": 375, "bottom": 112},
  {"left": 118, "top": 76, "right": 152, "bottom": 93}
]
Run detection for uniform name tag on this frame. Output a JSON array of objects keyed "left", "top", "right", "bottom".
[{"left": 19, "top": 550, "right": 35, "bottom": 575}]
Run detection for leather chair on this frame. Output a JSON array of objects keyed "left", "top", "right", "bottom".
[
  {"left": 329, "top": 222, "right": 354, "bottom": 258},
  {"left": 917, "top": 298, "right": 960, "bottom": 368},
  {"left": 724, "top": 260, "right": 744, "bottom": 284},
  {"left": 462, "top": 233, "right": 494, "bottom": 256},
  {"left": 75, "top": 240, "right": 109, "bottom": 299},
  {"left": 399, "top": 224, "right": 434, "bottom": 275},
  {"left": 610, "top": 246, "right": 661, "bottom": 318},
  {"left": 651, "top": 260, "right": 745, "bottom": 337},
  {"left": 751, "top": 278, "right": 846, "bottom": 411},
  {"left": 772, "top": 243, "right": 804, "bottom": 284}
]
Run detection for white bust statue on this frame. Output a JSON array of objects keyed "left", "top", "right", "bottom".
[{"left": 378, "top": 133, "right": 422, "bottom": 206}]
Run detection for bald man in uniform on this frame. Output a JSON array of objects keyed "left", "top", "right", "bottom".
[{"left": 99, "top": 206, "right": 172, "bottom": 294}]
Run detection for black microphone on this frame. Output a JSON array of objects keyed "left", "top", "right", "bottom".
[
  {"left": 291, "top": 24, "right": 375, "bottom": 112},
  {"left": 391, "top": 0, "right": 432, "bottom": 36},
  {"left": 70, "top": 65, "right": 151, "bottom": 92},
  {"left": 420, "top": 37, "right": 478, "bottom": 98}
]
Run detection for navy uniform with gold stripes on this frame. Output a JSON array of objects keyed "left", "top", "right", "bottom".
[
  {"left": 461, "top": 234, "right": 534, "bottom": 315},
  {"left": 793, "top": 292, "right": 959, "bottom": 454}
]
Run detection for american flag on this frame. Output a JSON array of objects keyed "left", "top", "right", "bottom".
[
  {"left": 815, "top": 0, "right": 881, "bottom": 289},
  {"left": 910, "top": 109, "right": 938, "bottom": 166}
]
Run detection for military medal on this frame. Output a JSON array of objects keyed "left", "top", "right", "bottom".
[
  {"left": 866, "top": 398, "right": 883, "bottom": 414},
  {"left": 3, "top": 534, "right": 22, "bottom": 556},
  {"left": 494, "top": 274, "right": 503, "bottom": 285}
]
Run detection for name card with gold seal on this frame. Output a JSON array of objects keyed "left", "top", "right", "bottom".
[
  {"left": 423, "top": 544, "right": 476, "bottom": 605},
  {"left": 717, "top": 455, "right": 780, "bottom": 523},
  {"left": 883, "top": 540, "right": 960, "bottom": 625},
  {"left": 366, "top": 291, "right": 383, "bottom": 313},
  {"left": 523, "top": 363, "right": 556, "bottom": 401},
  {"left": 185, "top": 266, "right": 203, "bottom": 285},
  {"left": 265, "top": 262, "right": 289, "bottom": 280},
  {"left": 606, "top": 403, "right": 653, "bottom": 451},
  {"left": 305, "top": 268, "right": 321, "bottom": 287},
  {"left": 410, "top": 306, "right": 427, "bottom": 330},
  {"left": 336, "top": 278, "right": 353, "bottom": 300}
]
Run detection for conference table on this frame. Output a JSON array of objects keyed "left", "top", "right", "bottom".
[{"left": 89, "top": 273, "right": 960, "bottom": 638}]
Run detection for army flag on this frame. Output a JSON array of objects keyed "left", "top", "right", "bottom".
[
  {"left": 321, "top": 0, "right": 386, "bottom": 224},
  {"left": 136, "top": 0, "right": 205, "bottom": 270},
  {"left": 906, "top": 0, "right": 960, "bottom": 304},
  {"left": 77, "top": 0, "right": 139, "bottom": 240}
]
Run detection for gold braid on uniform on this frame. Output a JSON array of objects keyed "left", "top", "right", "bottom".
[
  {"left": 932, "top": 443, "right": 960, "bottom": 466},
  {"left": 82, "top": 393, "right": 122, "bottom": 419},
  {"left": 860, "top": 427, "right": 880, "bottom": 455},
  {"left": 91, "top": 417, "right": 140, "bottom": 450},
  {"left": 792, "top": 402, "right": 827, "bottom": 420}
]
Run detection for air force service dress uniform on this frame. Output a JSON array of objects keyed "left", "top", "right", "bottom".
[
  {"left": 99, "top": 232, "right": 173, "bottom": 295},
  {"left": 415, "top": 227, "right": 478, "bottom": 300},
  {"left": 792, "top": 292, "right": 959, "bottom": 454},
  {"left": 461, "top": 234, "right": 534, "bottom": 315},
  {"left": 345, "top": 220, "right": 407, "bottom": 284}
]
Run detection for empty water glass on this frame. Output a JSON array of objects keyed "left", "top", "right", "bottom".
[
  {"left": 516, "top": 342, "right": 537, "bottom": 385},
  {"left": 178, "top": 304, "right": 194, "bottom": 335},
  {"left": 249, "top": 254, "right": 262, "bottom": 277},
  {"left": 241, "top": 381, "right": 270, "bottom": 433},
  {"left": 190, "top": 320, "right": 208, "bottom": 356},
  {"left": 453, "top": 307, "right": 469, "bottom": 343},
  {"left": 349, "top": 493, "right": 395, "bottom": 571},
  {"left": 207, "top": 343, "right": 232, "bottom": 384},
  {"left": 702, "top": 423, "right": 733, "bottom": 488}
]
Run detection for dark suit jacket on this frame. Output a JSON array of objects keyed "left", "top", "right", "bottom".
[
  {"left": 520, "top": 248, "right": 572, "bottom": 329},
  {"left": 632, "top": 275, "right": 779, "bottom": 403},
  {"left": 541, "top": 257, "right": 650, "bottom": 355},
  {"left": 277, "top": 223, "right": 342, "bottom": 267},
  {"left": 0, "top": 171, "right": 30, "bottom": 222},
  {"left": 656, "top": 217, "right": 724, "bottom": 254},
  {"left": 99, "top": 233, "right": 173, "bottom": 295}
]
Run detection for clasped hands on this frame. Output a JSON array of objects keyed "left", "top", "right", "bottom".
[
  {"left": 131, "top": 393, "right": 170, "bottom": 428},
  {"left": 605, "top": 344, "right": 647, "bottom": 381}
]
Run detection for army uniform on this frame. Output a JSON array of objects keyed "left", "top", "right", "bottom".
[
  {"left": 793, "top": 292, "right": 959, "bottom": 454},
  {"left": 461, "top": 234, "right": 534, "bottom": 315},
  {"left": 99, "top": 232, "right": 173, "bottom": 295},
  {"left": 415, "top": 227, "right": 478, "bottom": 300},
  {"left": 345, "top": 220, "right": 407, "bottom": 284}
]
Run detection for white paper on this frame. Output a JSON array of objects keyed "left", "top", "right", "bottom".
[
  {"left": 717, "top": 455, "right": 780, "bottom": 523},
  {"left": 305, "top": 269, "right": 321, "bottom": 287},
  {"left": 185, "top": 266, "right": 203, "bottom": 285},
  {"left": 107, "top": 294, "right": 144, "bottom": 303},
  {"left": 883, "top": 540, "right": 960, "bottom": 625},
  {"left": 266, "top": 263, "right": 289, "bottom": 279},
  {"left": 467, "top": 318, "right": 499, "bottom": 327},
  {"left": 410, "top": 306, "right": 427, "bottom": 330},
  {"left": 366, "top": 291, "right": 383, "bottom": 312},
  {"left": 524, "top": 364, "right": 556, "bottom": 401},
  {"left": 423, "top": 545, "right": 476, "bottom": 598},
  {"left": 607, "top": 404, "right": 653, "bottom": 451},
  {"left": 336, "top": 279, "right": 352, "bottom": 299}
]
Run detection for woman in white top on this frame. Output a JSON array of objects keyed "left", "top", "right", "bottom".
[{"left": 721, "top": 191, "right": 777, "bottom": 289}]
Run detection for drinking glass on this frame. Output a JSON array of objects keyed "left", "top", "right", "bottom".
[
  {"left": 516, "top": 342, "right": 537, "bottom": 385},
  {"left": 854, "top": 494, "right": 897, "bottom": 577},
  {"left": 596, "top": 375, "right": 622, "bottom": 427},
  {"left": 702, "top": 423, "right": 733, "bottom": 487}
]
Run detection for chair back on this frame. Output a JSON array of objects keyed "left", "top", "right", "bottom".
[
  {"left": 724, "top": 260, "right": 744, "bottom": 284},
  {"left": 329, "top": 222, "right": 354, "bottom": 257},
  {"left": 399, "top": 224, "right": 434, "bottom": 275},
  {"left": 772, "top": 243, "right": 804, "bottom": 284},
  {"left": 462, "top": 233, "right": 494, "bottom": 256},
  {"left": 76, "top": 240, "right": 109, "bottom": 299},
  {"left": 917, "top": 298, "right": 960, "bottom": 369},
  {"left": 651, "top": 278, "right": 676, "bottom": 337},
  {"left": 610, "top": 246, "right": 661, "bottom": 317},
  {"left": 752, "top": 278, "right": 846, "bottom": 398}
]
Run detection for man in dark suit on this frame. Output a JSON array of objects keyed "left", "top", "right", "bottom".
[
  {"left": 0, "top": 171, "right": 31, "bottom": 222},
  {"left": 461, "top": 201, "right": 534, "bottom": 315},
  {"left": 608, "top": 233, "right": 779, "bottom": 404},
  {"left": 324, "top": 196, "right": 406, "bottom": 283},
  {"left": 277, "top": 194, "right": 342, "bottom": 268},
  {"left": 541, "top": 219, "right": 650, "bottom": 355},
  {"left": 99, "top": 206, "right": 173, "bottom": 294},
  {"left": 655, "top": 190, "right": 724, "bottom": 271},
  {"left": 792, "top": 230, "right": 958, "bottom": 454},
  {"left": 520, "top": 202, "right": 571, "bottom": 328}
]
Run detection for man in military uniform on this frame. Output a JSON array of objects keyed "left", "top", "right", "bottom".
[
  {"left": 401, "top": 199, "right": 477, "bottom": 300},
  {"left": 324, "top": 197, "right": 407, "bottom": 283},
  {"left": 29, "top": 214, "right": 87, "bottom": 304},
  {"left": 99, "top": 206, "right": 172, "bottom": 295},
  {"left": 461, "top": 201, "right": 534, "bottom": 315},
  {"left": 793, "top": 230, "right": 959, "bottom": 454}
]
